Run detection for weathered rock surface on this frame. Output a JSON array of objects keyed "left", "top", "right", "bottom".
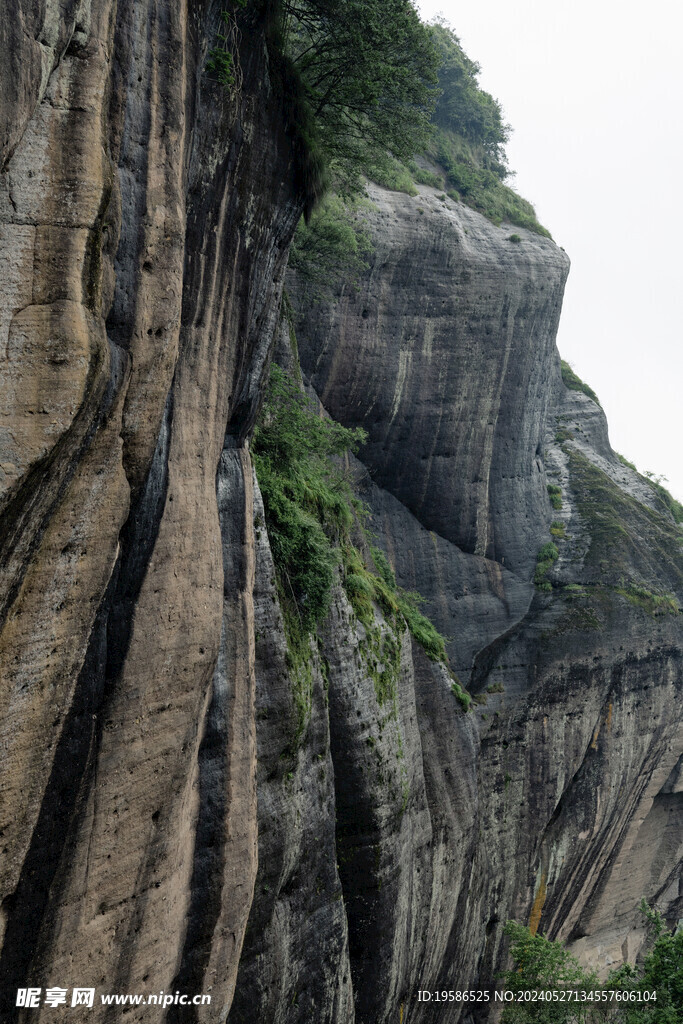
[
  {"left": 291, "top": 184, "right": 570, "bottom": 576},
  {"left": 272, "top": 182, "right": 682, "bottom": 1018},
  {"left": 1, "top": 1, "right": 303, "bottom": 1018},
  {"left": 1, "top": 4, "right": 681, "bottom": 1023},
  {"left": 228, "top": 477, "right": 354, "bottom": 1024},
  {"left": 352, "top": 454, "right": 533, "bottom": 683}
]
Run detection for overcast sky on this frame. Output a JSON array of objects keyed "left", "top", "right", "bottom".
[{"left": 417, "top": 0, "right": 683, "bottom": 501}]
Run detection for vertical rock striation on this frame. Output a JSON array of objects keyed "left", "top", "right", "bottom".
[
  {"left": 1, "top": 6, "right": 681, "bottom": 1023},
  {"left": 1, "top": 1, "right": 304, "bottom": 1018},
  {"left": 275, "top": 181, "right": 683, "bottom": 1019},
  {"left": 290, "top": 184, "right": 570, "bottom": 576}
]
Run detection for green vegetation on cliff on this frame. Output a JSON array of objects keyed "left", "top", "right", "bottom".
[
  {"left": 288, "top": 193, "right": 373, "bottom": 285},
  {"left": 535, "top": 541, "right": 560, "bottom": 591},
  {"left": 252, "top": 363, "right": 366, "bottom": 740},
  {"left": 616, "top": 455, "right": 683, "bottom": 526},
  {"left": 252, "top": 363, "right": 365, "bottom": 633},
  {"left": 429, "top": 19, "right": 508, "bottom": 165},
  {"left": 356, "top": 19, "right": 549, "bottom": 233},
  {"left": 643, "top": 476, "right": 683, "bottom": 525},
  {"left": 567, "top": 450, "right": 683, "bottom": 594},
  {"left": 503, "top": 905, "right": 683, "bottom": 1022},
  {"left": 424, "top": 124, "right": 549, "bottom": 234},
  {"left": 548, "top": 484, "right": 563, "bottom": 510},
  {"left": 252, "top": 362, "right": 453, "bottom": 687},
  {"left": 281, "top": 7, "right": 549, "bottom": 280},
  {"left": 421, "top": 21, "right": 548, "bottom": 234},
  {"left": 269, "top": 0, "right": 440, "bottom": 199},
  {"left": 561, "top": 360, "right": 602, "bottom": 407},
  {"left": 502, "top": 921, "right": 601, "bottom": 1020},
  {"left": 344, "top": 543, "right": 448, "bottom": 664}
]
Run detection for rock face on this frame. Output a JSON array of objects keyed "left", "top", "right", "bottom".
[
  {"left": 0, "top": 2, "right": 303, "bottom": 1018},
  {"left": 277, "top": 183, "right": 683, "bottom": 1017},
  {"left": 291, "top": 184, "right": 570, "bottom": 577},
  {"left": 1, "top": 6, "right": 682, "bottom": 1024}
]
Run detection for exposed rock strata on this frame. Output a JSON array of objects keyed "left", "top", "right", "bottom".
[
  {"left": 0, "top": 6, "right": 681, "bottom": 1024},
  {"left": 229, "top": 478, "right": 355, "bottom": 1024},
  {"left": 274, "top": 183, "right": 682, "bottom": 1017},
  {"left": 1, "top": 1, "right": 303, "bottom": 1018},
  {"left": 291, "top": 184, "right": 570, "bottom": 576}
]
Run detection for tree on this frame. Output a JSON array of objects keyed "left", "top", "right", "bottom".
[
  {"left": 429, "top": 18, "right": 510, "bottom": 175},
  {"left": 607, "top": 903, "right": 683, "bottom": 1024},
  {"left": 502, "top": 921, "right": 603, "bottom": 1024},
  {"left": 271, "top": 0, "right": 440, "bottom": 196},
  {"left": 502, "top": 907, "right": 683, "bottom": 1024}
]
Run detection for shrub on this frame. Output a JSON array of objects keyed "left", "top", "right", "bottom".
[
  {"left": 427, "top": 125, "right": 549, "bottom": 236},
  {"left": 502, "top": 921, "right": 601, "bottom": 1022},
  {"left": 343, "top": 546, "right": 450, "bottom": 664},
  {"left": 560, "top": 360, "right": 602, "bottom": 407},
  {"left": 508, "top": 233, "right": 522, "bottom": 243},
  {"left": 503, "top": 905, "right": 683, "bottom": 1024},
  {"left": 206, "top": 47, "right": 236, "bottom": 87},
  {"left": 399, "top": 597, "right": 448, "bottom": 661},
  {"left": 617, "top": 452, "right": 638, "bottom": 472},
  {"left": 370, "top": 546, "right": 397, "bottom": 588},
  {"left": 407, "top": 161, "right": 443, "bottom": 188},
  {"left": 252, "top": 363, "right": 366, "bottom": 633},
  {"left": 547, "top": 484, "right": 563, "bottom": 510},
  {"left": 288, "top": 194, "right": 373, "bottom": 285},
  {"left": 206, "top": 7, "right": 245, "bottom": 89},
  {"left": 534, "top": 541, "right": 559, "bottom": 590},
  {"left": 366, "top": 155, "right": 418, "bottom": 195},
  {"left": 607, "top": 902, "right": 683, "bottom": 1021},
  {"left": 253, "top": 364, "right": 456, "bottom": 684},
  {"left": 538, "top": 542, "right": 560, "bottom": 561},
  {"left": 451, "top": 680, "right": 471, "bottom": 711}
]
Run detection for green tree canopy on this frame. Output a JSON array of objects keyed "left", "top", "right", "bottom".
[
  {"left": 287, "top": 194, "right": 372, "bottom": 284},
  {"left": 502, "top": 907, "right": 683, "bottom": 1024},
  {"left": 502, "top": 921, "right": 601, "bottom": 1023},
  {"left": 272, "top": 0, "right": 440, "bottom": 196},
  {"left": 429, "top": 18, "right": 510, "bottom": 174}
]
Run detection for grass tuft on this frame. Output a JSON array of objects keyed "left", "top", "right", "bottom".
[
  {"left": 534, "top": 541, "right": 559, "bottom": 591},
  {"left": 547, "top": 484, "right": 562, "bottom": 510},
  {"left": 560, "top": 360, "right": 601, "bottom": 407}
]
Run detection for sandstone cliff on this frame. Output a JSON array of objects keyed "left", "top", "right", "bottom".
[
  {"left": 1, "top": 1, "right": 303, "bottom": 1018},
  {"left": 0, "top": 4, "right": 681, "bottom": 1024}
]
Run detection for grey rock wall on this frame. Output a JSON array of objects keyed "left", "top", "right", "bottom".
[
  {"left": 229, "top": 477, "right": 354, "bottom": 1024},
  {"left": 290, "top": 184, "right": 570, "bottom": 577},
  {"left": 269, "top": 181, "right": 683, "bottom": 1019}
]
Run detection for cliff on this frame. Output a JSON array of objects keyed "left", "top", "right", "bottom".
[
  {"left": 1, "top": 1, "right": 303, "bottom": 1017},
  {"left": 0, "top": 4, "right": 681, "bottom": 1023},
  {"left": 231, "top": 186, "right": 682, "bottom": 1022}
]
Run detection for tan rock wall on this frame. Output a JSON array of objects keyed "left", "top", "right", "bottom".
[{"left": 0, "top": 2, "right": 303, "bottom": 1018}]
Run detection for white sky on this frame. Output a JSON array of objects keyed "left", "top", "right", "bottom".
[{"left": 417, "top": 0, "right": 683, "bottom": 501}]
